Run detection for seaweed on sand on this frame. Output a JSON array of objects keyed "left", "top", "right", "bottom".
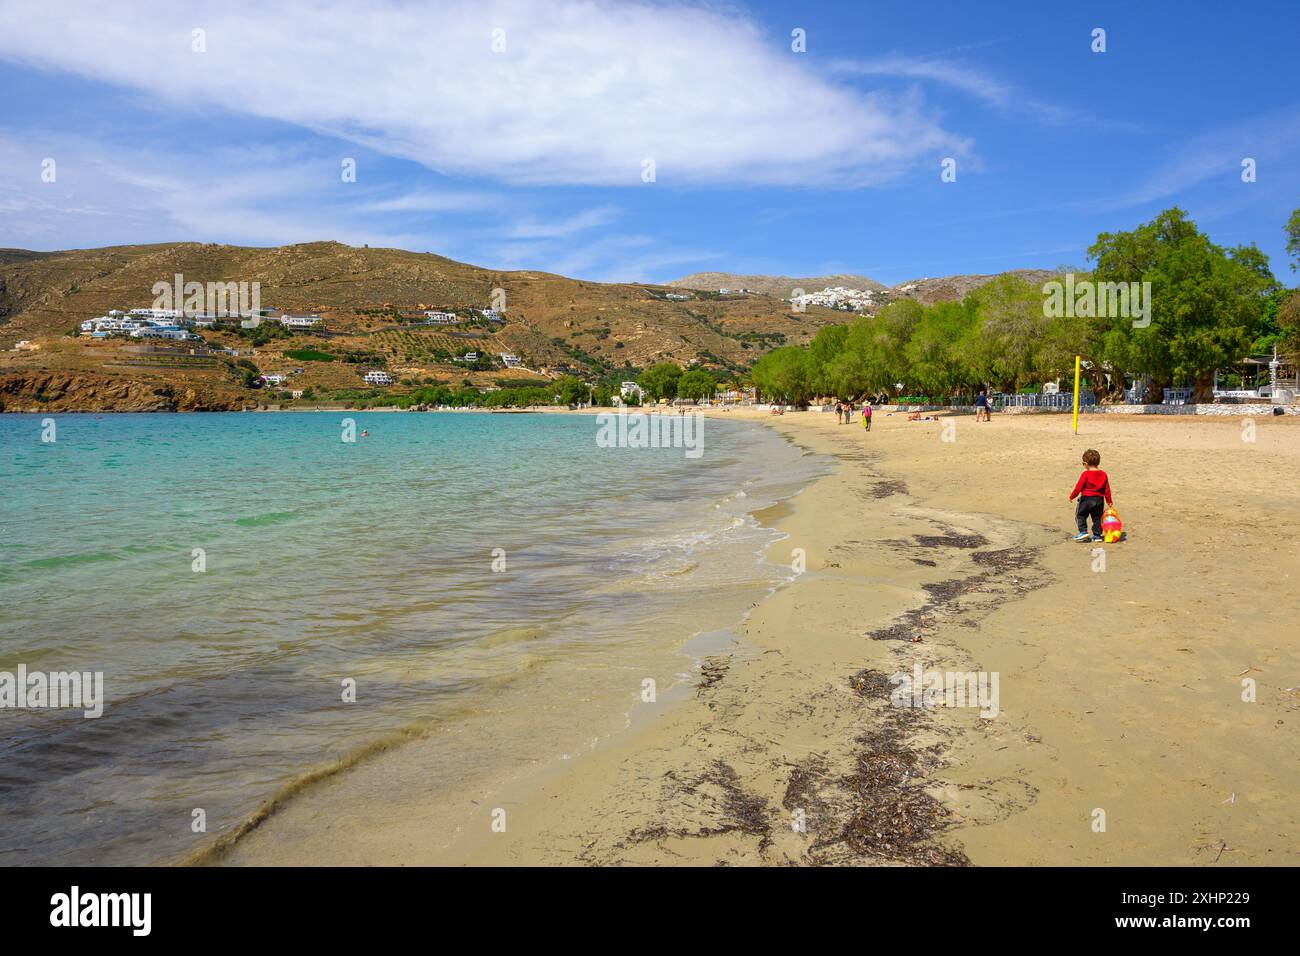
[
  {"left": 627, "top": 760, "right": 773, "bottom": 849},
  {"left": 835, "top": 669, "right": 971, "bottom": 865},
  {"left": 869, "top": 542, "right": 1049, "bottom": 641}
]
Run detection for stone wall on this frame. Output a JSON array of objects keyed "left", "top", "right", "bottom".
[
  {"left": 878, "top": 403, "right": 1300, "bottom": 417},
  {"left": 1081, "top": 403, "right": 1298, "bottom": 417}
]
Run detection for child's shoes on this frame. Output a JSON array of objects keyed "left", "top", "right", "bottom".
[{"left": 1071, "top": 532, "right": 1091, "bottom": 542}]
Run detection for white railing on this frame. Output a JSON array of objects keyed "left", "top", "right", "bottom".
[{"left": 994, "top": 392, "right": 1095, "bottom": 409}]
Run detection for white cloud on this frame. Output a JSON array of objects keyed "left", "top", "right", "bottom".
[{"left": 0, "top": 0, "right": 962, "bottom": 187}]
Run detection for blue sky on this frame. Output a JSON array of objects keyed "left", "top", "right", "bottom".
[{"left": 1, "top": 0, "right": 1297, "bottom": 286}]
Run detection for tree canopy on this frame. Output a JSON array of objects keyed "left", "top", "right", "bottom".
[
  {"left": 746, "top": 208, "right": 1281, "bottom": 405},
  {"left": 638, "top": 361, "right": 683, "bottom": 401}
]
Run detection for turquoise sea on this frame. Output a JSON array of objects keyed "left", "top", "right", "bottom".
[{"left": 0, "top": 411, "right": 825, "bottom": 864}]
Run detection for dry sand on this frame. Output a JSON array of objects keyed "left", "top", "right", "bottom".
[{"left": 213, "top": 408, "right": 1300, "bottom": 866}]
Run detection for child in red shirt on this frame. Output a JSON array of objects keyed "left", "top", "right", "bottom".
[{"left": 1069, "top": 449, "right": 1113, "bottom": 542}]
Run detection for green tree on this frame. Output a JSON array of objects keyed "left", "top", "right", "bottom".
[
  {"left": 827, "top": 300, "right": 922, "bottom": 399},
  {"left": 638, "top": 362, "right": 683, "bottom": 401},
  {"left": 1089, "top": 207, "right": 1275, "bottom": 402},
  {"left": 676, "top": 368, "right": 716, "bottom": 402},
  {"left": 1286, "top": 208, "right": 1300, "bottom": 271},
  {"left": 750, "top": 346, "right": 813, "bottom": 405},
  {"left": 554, "top": 375, "right": 588, "bottom": 406},
  {"left": 805, "top": 324, "right": 849, "bottom": 396},
  {"left": 1277, "top": 291, "right": 1300, "bottom": 360},
  {"left": 904, "top": 300, "right": 977, "bottom": 398},
  {"left": 966, "top": 274, "right": 1066, "bottom": 390}
]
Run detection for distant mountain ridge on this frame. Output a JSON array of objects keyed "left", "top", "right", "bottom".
[
  {"left": 668, "top": 268, "right": 1057, "bottom": 305},
  {"left": 887, "top": 270, "right": 1057, "bottom": 305},
  {"left": 666, "top": 272, "right": 888, "bottom": 297}
]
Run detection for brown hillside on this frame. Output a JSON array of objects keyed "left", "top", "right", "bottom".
[{"left": 0, "top": 242, "right": 841, "bottom": 385}]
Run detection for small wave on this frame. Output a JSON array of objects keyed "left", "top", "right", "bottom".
[
  {"left": 234, "top": 511, "right": 299, "bottom": 527},
  {"left": 24, "top": 550, "right": 124, "bottom": 571},
  {"left": 178, "top": 722, "right": 431, "bottom": 867}
]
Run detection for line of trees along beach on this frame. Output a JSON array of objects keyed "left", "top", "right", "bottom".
[{"left": 751, "top": 208, "right": 1300, "bottom": 405}]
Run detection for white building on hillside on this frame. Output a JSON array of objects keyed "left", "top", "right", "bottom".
[
  {"left": 276, "top": 314, "right": 322, "bottom": 329},
  {"left": 364, "top": 370, "right": 393, "bottom": 385},
  {"left": 790, "top": 286, "right": 877, "bottom": 311},
  {"left": 131, "top": 326, "right": 199, "bottom": 341},
  {"left": 499, "top": 352, "right": 523, "bottom": 368},
  {"left": 424, "top": 311, "right": 457, "bottom": 324}
]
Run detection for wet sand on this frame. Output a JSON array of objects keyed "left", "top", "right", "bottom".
[{"left": 214, "top": 408, "right": 1300, "bottom": 866}]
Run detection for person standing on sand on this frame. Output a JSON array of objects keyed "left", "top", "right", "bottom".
[
  {"left": 861, "top": 400, "right": 872, "bottom": 432},
  {"left": 1069, "top": 448, "right": 1113, "bottom": 542},
  {"left": 975, "top": 390, "right": 989, "bottom": 422},
  {"left": 843, "top": 401, "right": 852, "bottom": 424},
  {"left": 834, "top": 401, "right": 843, "bottom": 424}
]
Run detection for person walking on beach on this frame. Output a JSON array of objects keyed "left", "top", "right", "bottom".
[
  {"left": 843, "top": 401, "right": 852, "bottom": 424},
  {"left": 1068, "top": 449, "right": 1113, "bottom": 542},
  {"left": 975, "top": 390, "right": 989, "bottom": 422},
  {"left": 834, "top": 401, "right": 843, "bottom": 424},
  {"left": 861, "top": 400, "right": 872, "bottom": 432}
]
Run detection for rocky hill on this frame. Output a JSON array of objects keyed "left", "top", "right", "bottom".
[
  {"left": 668, "top": 268, "right": 1056, "bottom": 309},
  {"left": 1, "top": 241, "right": 855, "bottom": 409},
  {"left": 0, "top": 243, "right": 1061, "bottom": 410},
  {"left": 667, "top": 272, "right": 888, "bottom": 297},
  {"left": 887, "top": 270, "right": 1056, "bottom": 306}
]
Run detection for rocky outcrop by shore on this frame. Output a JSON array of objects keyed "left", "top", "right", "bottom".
[{"left": 0, "top": 370, "right": 243, "bottom": 412}]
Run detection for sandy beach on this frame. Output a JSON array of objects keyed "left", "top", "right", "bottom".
[{"left": 211, "top": 407, "right": 1300, "bottom": 866}]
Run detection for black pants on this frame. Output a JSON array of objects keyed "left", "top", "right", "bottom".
[{"left": 1076, "top": 495, "right": 1105, "bottom": 535}]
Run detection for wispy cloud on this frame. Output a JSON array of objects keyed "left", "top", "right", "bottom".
[
  {"left": 356, "top": 190, "right": 501, "bottom": 214},
  {"left": 1089, "top": 104, "right": 1300, "bottom": 213},
  {"left": 500, "top": 206, "right": 621, "bottom": 240},
  {"left": 829, "top": 53, "right": 1129, "bottom": 130},
  {"left": 493, "top": 233, "right": 725, "bottom": 283},
  {"left": 0, "top": 131, "right": 451, "bottom": 250}
]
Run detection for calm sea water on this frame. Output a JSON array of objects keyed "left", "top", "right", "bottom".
[{"left": 0, "top": 411, "right": 825, "bottom": 864}]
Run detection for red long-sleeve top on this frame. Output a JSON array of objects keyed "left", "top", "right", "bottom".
[{"left": 1070, "top": 469, "right": 1112, "bottom": 504}]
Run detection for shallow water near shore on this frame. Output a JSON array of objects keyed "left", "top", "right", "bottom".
[{"left": 0, "top": 411, "right": 828, "bottom": 865}]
